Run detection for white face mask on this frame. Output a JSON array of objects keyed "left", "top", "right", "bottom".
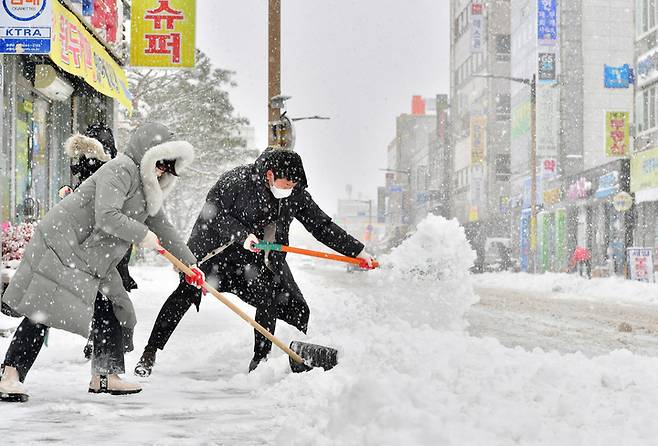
[{"left": 270, "top": 184, "right": 293, "bottom": 199}]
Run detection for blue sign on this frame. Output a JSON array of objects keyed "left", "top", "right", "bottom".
[
  {"left": 538, "top": 0, "right": 557, "bottom": 43},
  {"left": 388, "top": 185, "right": 403, "bottom": 193},
  {"left": 82, "top": 0, "right": 94, "bottom": 17},
  {"left": 522, "top": 176, "right": 543, "bottom": 209},
  {"left": 0, "top": 0, "right": 51, "bottom": 54},
  {"left": 519, "top": 209, "right": 531, "bottom": 272},
  {"left": 604, "top": 64, "right": 633, "bottom": 88},
  {"left": 595, "top": 171, "right": 619, "bottom": 198}
]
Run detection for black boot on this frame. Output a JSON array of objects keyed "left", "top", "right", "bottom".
[
  {"left": 134, "top": 348, "right": 157, "bottom": 377},
  {"left": 248, "top": 355, "right": 268, "bottom": 373},
  {"left": 83, "top": 335, "right": 93, "bottom": 360}
]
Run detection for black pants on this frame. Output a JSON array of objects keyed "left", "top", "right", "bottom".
[
  {"left": 146, "top": 247, "right": 308, "bottom": 360},
  {"left": 146, "top": 279, "right": 281, "bottom": 360},
  {"left": 577, "top": 260, "right": 592, "bottom": 279},
  {"left": 3, "top": 293, "right": 125, "bottom": 382}
]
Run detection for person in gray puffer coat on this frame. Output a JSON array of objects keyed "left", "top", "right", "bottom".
[{"left": 0, "top": 123, "right": 201, "bottom": 402}]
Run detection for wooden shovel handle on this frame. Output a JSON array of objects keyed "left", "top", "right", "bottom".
[{"left": 158, "top": 248, "right": 305, "bottom": 364}]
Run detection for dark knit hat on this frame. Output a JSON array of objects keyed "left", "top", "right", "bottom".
[{"left": 259, "top": 149, "right": 307, "bottom": 186}]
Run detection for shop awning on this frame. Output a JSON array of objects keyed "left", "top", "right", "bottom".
[{"left": 49, "top": 1, "right": 132, "bottom": 113}]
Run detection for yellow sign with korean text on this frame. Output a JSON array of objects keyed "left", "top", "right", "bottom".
[
  {"left": 131, "top": 0, "right": 196, "bottom": 68},
  {"left": 49, "top": 1, "right": 132, "bottom": 112},
  {"left": 605, "top": 111, "right": 630, "bottom": 157},
  {"left": 470, "top": 115, "right": 487, "bottom": 164}
]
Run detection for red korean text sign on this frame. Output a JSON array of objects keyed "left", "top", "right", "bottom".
[{"left": 130, "top": 0, "right": 196, "bottom": 68}]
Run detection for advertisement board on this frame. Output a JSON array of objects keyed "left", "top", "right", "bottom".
[
  {"left": 0, "top": 0, "right": 51, "bottom": 54},
  {"left": 628, "top": 248, "right": 655, "bottom": 283},
  {"left": 131, "top": 0, "right": 196, "bottom": 68}
]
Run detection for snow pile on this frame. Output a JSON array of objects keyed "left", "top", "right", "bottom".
[
  {"left": 246, "top": 215, "right": 482, "bottom": 444},
  {"left": 477, "top": 271, "right": 658, "bottom": 305},
  {"left": 376, "top": 215, "right": 478, "bottom": 330}
]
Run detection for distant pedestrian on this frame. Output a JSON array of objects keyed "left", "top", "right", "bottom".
[
  {"left": 569, "top": 246, "right": 591, "bottom": 279},
  {"left": 497, "top": 242, "right": 512, "bottom": 271}
]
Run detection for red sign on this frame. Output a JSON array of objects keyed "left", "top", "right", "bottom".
[{"left": 91, "top": 0, "right": 118, "bottom": 42}]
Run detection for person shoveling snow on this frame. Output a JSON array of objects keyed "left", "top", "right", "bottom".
[{"left": 135, "top": 148, "right": 376, "bottom": 376}]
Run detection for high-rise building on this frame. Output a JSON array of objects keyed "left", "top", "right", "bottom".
[
  {"left": 508, "top": 0, "right": 634, "bottom": 273},
  {"left": 633, "top": 1, "right": 658, "bottom": 253},
  {"left": 449, "top": 0, "right": 512, "bottom": 257}
]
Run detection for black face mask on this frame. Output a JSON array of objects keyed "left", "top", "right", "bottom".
[
  {"left": 155, "top": 159, "right": 178, "bottom": 176},
  {"left": 71, "top": 155, "right": 105, "bottom": 182}
]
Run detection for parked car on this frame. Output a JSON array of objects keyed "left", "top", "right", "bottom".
[{"left": 482, "top": 237, "right": 514, "bottom": 272}]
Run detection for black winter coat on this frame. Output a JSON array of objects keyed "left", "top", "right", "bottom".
[{"left": 186, "top": 151, "right": 364, "bottom": 330}]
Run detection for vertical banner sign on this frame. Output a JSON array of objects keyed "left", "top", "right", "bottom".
[
  {"left": 131, "top": 0, "right": 196, "bottom": 68},
  {"left": 0, "top": 0, "right": 52, "bottom": 54},
  {"left": 555, "top": 208, "right": 566, "bottom": 270},
  {"left": 470, "top": 2, "right": 483, "bottom": 53},
  {"left": 537, "top": 0, "right": 557, "bottom": 44},
  {"left": 538, "top": 52, "right": 556, "bottom": 83},
  {"left": 470, "top": 116, "right": 487, "bottom": 164},
  {"left": 605, "top": 111, "right": 630, "bottom": 157},
  {"left": 539, "top": 212, "right": 550, "bottom": 271},
  {"left": 377, "top": 186, "right": 386, "bottom": 223},
  {"left": 627, "top": 247, "right": 655, "bottom": 283},
  {"left": 520, "top": 209, "right": 531, "bottom": 272}
]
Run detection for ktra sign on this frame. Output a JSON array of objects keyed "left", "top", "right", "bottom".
[{"left": 0, "top": 0, "right": 52, "bottom": 54}]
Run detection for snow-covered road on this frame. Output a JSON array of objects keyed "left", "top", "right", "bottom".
[
  {"left": 469, "top": 285, "right": 658, "bottom": 358},
  {"left": 3, "top": 216, "right": 658, "bottom": 445}
]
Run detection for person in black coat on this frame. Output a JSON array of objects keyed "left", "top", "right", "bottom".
[{"left": 134, "top": 149, "right": 375, "bottom": 375}]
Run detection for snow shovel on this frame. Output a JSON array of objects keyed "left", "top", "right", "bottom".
[
  {"left": 157, "top": 248, "right": 338, "bottom": 373},
  {"left": 253, "top": 242, "right": 380, "bottom": 269}
]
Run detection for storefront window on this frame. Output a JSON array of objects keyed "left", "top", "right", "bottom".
[
  {"left": 15, "top": 94, "right": 30, "bottom": 222},
  {"left": 14, "top": 90, "right": 51, "bottom": 222},
  {"left": 32, "top": 98, "right": 50, "bottom": 219}
]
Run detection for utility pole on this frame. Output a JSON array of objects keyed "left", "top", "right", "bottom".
[
  {"left": 268, "top": 0, "right": 281, "bottom": 147},
  {"left": 472, "top": 73, "right": 538, "bottom": 273},
  {"left": 529, "top": 73, "right": 537, "bottom": 273}
]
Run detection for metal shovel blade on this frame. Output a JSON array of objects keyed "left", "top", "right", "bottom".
[{"left": 289, "top": 341, "right": 339, "bottom": 373}]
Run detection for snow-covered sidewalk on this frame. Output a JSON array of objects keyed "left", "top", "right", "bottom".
[
  {"left": 475, "top": 271, "right": 658, "bottom": 306},
  {"left": 2, "top": 216, "right": 658, "bottom": 445}
]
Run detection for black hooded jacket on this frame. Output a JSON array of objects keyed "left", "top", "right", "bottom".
[
  {"left": 71, "top": 124, "right": 117, "bottom": 182},
  {"left": 187, "top": 150, "right": 364, "bottom": 265},
  {"left": 184, "top": 150, "right": 364, "bottom": 330}
]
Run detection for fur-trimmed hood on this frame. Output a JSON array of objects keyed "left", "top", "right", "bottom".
[
  {"left": 123, "top": 123, "right": 195, "bottom": 216},
  {"left": 64, "top": 134, "right": 111, "bottom": 161}
]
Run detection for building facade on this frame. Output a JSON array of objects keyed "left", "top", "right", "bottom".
[
  {"left": 383, "top": 98, "right": 436, "bottom": 244},
  {"left": 633, "top": 0, "right": 658, "bottom": 255},
  {"left": 506, "top": 0, "right": 635, "bottom": 273},
  {"left": 450, "top": 0, "right": 512, "bottom": 257},
  {"left": 0, "top": 1, "right": 130, "bottom": 225}
]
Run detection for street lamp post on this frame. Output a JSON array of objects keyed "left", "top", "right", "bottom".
[{"left": 472, "top": 73, "right": 537, "bottom": 272}]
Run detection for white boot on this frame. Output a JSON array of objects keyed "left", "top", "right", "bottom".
[
  {"left": 89, "top": 374, "right": 142, "bottom": 396},
  {"left": 0, "top": 366, "right": 28, "bottom": 402}
]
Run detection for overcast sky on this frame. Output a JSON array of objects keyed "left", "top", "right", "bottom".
[{"left": 197, "top": 1, "right": 450, "bottom": 214}]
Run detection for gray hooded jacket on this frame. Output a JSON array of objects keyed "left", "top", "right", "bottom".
[{"left": 2, "top": 123, "right": 197, "bottom": 338}]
